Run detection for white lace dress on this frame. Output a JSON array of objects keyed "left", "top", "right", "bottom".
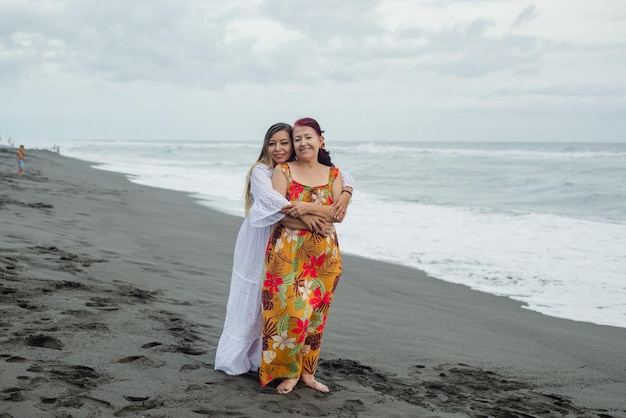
[
  {"left": 214, "top": 164, "right": 354, "bottom": 375},
  {"left": 214, "top": 164, "right": 287, "bottom": 375}
]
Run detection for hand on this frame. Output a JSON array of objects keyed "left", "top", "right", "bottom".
[
  {"left": 302, "top": 216, "right": 333, "bottom": 236},
  {"left": 283, "top": 201, "right": 309, "bottom": 218},
  {"left": 280, "top": 203, "right": 294, "bottom": 214},
  {"left": 330, "top": 191, "right": 351, "bottom": 221},
  {"left": 316, "top": 220, "right": 334, "bottom": 236}
]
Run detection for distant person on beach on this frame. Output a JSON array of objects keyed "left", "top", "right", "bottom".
[
  {"left": 16, "top": 145, "right": 25, "bottom": 176},
  {"left": 214, "top": 123, "right": 353, "bottom": 377},
  {"left": 259, "top": 117, "right": 347, "bottom": 394}
]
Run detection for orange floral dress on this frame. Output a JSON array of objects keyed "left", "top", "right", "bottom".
[{"left": 259, "top": 163, "right": 342, "bottom": 386}]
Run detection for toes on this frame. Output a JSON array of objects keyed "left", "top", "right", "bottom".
[
  {"left": 276, "top": 378, "right": 298, "bottom": 394},
  {"left": 314, "top": 382, "right": 330, "bottom": 393},
  {"left": 301, "top": 376, "right": 329, "bottom": 393}
]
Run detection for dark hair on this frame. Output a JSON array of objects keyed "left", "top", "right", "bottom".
[{"left": 293, "top": 117, "right": 333, "bottom": 167}]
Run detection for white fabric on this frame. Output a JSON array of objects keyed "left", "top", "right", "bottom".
[
  {"left": 214, "top": 164, "right": 287, "bottom": 375},
  {"left": 214, "top": 164, "right": 354, "bottom": 375},
  {"left": 342, "top": 170, "right": 354, "bottom": 189}
]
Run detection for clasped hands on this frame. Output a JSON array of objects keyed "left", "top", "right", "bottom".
[
  {"left": 280, "top": 201, "right": 339, "bottom": 236},
  {"left": 282, "top": 200, "right": 347, "bottom": 221}
]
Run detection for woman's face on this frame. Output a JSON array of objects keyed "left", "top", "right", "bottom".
[
  {"left": 292, "top": 125, "right": 323, "bottom": 162},
  {"left": 267, "top": 130, "right": 293, "bottom": 164}
]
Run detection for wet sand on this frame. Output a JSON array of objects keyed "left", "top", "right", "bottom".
[{"left": 1, "top": 146, "right": 625, "bottom": 417}]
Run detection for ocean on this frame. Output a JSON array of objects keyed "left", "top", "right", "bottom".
[{"left": 38, "top": 139, "right": 626, "bottom": 329}]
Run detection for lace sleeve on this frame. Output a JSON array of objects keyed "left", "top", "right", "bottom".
[
  {"left": 341, "top": 170, "right": 355, "bottom": 189},
  {"left": 248, "top": 165, "right": 289, "bottom": 227}
]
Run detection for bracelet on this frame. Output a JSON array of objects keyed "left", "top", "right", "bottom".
[{"left": 342, "top": 189, "right": 352, "bottom": 196}]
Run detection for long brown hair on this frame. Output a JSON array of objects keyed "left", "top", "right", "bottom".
[{"left": 244, "top": 123, "right": 293, "bottom": 215}]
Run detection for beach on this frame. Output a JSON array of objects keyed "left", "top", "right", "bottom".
[{"left": 1, "top": 146, "right": 625, "bottom": 418}]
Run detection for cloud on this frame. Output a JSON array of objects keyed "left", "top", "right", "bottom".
[
  {"left": 0, "top": 0, "right": 624, "bottom": 141},
  {"left": 511, "top": 5, "right": 537, "bottom": 28},
  {"left": 0, "top": 1, "right": 248, "bottom": 86},
  {"left": 0, "top": 0, "right": 538, "bottom": 86}
]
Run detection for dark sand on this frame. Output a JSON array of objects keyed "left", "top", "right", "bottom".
[{"left": 1, "top": 146, "right": 625, "bottom": 417}]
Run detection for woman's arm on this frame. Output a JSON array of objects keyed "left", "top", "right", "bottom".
[
  {"left": 330, "top": 186, "right": 352, "bottom": 221},
  {"left": 331, "top": 169, "right": 344, "bottom": 220},
  {"left": 283, "top": 202, "right": 334, "bottom": 222},
  {"left": 248, "top": 164, "right": 289, "bottom": 227},
  {"left": 279, "top": 215, "right": 333, "bottom": 235},
  {"left": 331, "top": 170, "right": 354, "bottom": 221},
  {"left": 271, "top": 163, "right": 289, "bottom": 196}
]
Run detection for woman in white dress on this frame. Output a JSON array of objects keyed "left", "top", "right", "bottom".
[{"left": 214, "top": 122, "right": 353, "bottom": 375}]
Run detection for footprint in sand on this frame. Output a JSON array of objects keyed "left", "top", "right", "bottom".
[
  {"left": 113, "top": 400, "right": 161, "bottom": 417},
  {"left": 116, "top": 284, "right": 158, "bottom": 303},
  {"left": 24, "top": 362, "right": 102, "bottom": 391},
  {"left": 342, "top": 399, "right": 367, "bottom": 414},
  {"left": 74, "top": 322, "right": 109, "bottom": 332},
  {"left": 259, "top": 400, "right": 283, "bottom": 414},
  {"left": 117, "top": 355, "right": 164, "bottom": 368},
  {"left": 25, "top": 334, "right": 63, "bottom": 350},
  {"left": 85, "top": 297, "right": 119, "bottom": 310},
  {"left": 17, "top": 300, "right": 45, "bottom": 311},
  {"left": 141, "top": 341, "right": 162, "bottom": 349},
  {"left": 151, "top": 311, "right": 207, "bottom": 355},
  {"left": 54, "top": 280, "right": 87, "bottom": 290},
  {"left": 5, "top": 355, "right": 27, "bottom": 363},
  {"left": 123, "top": 395, "right": 149, "bottom": 402},
  {"left": 60, "top": 309, "right": 95, "bottom": 317},
  {"left": 1, "top": 387, "right": 26, "bottom": 402},
  {"left": 0, "top": 285, "right": 17, "bottom": 295}
]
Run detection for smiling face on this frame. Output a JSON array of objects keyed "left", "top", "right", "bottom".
[
  {"left": 267, "top": 129, "right": 293, "bottom": 164},
  {"left": 292, "top": 125, "right": 324, "bottom": 162}
]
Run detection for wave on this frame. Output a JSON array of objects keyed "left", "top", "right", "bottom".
[
  {"left": 333, "top": 142, "right": 626, "bottom": 160},
  {"left": 57, "top": 138, "right": 626, "bottom": 328}
]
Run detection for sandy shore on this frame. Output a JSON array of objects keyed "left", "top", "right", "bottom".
[{"left": 1, "top": 146, "right": 625, "bottom": 418}]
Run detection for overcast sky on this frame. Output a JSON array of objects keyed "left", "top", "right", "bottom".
[{"left": 1, "top": 0, "right": 625, "bottom": 143}]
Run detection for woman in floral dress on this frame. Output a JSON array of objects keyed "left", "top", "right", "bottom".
[{"left": 260, "top": 118, "right": 347, "bottom": 394}]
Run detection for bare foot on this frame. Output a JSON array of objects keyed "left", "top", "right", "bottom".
[
  {"left": 276, "top": 378, "right": 299, "bottom": 394},
  {"left": 301, "top": 374, "right": 329, "bottom": 393}
]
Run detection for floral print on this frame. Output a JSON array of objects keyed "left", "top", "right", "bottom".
[{"left": 259, "top": 164, "right": 342, "bottom": 386}]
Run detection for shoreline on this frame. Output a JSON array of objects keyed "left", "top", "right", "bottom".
[
  {"left": 1, "top": 147, "right": 625, "bottom": 417},
  {"left": 19, "top": 142, "right": 626, "bottom": 330},
  {"left": 44, "top": 141, "right": 626, "bottom": 330}
]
